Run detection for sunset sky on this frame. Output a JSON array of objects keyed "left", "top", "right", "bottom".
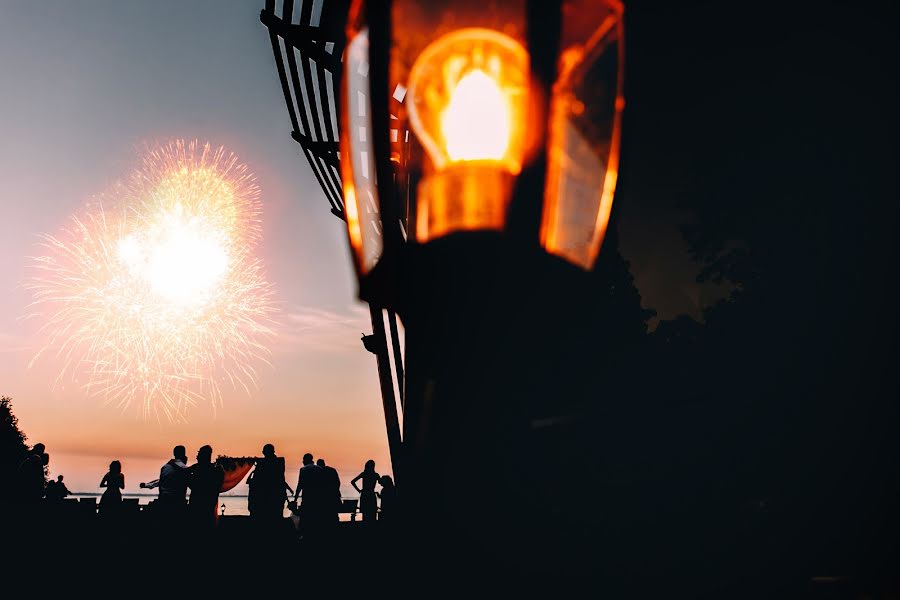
[
  {"left": 0, "top": 1, "right": 711, "bottom": 496},
  {"left": 0, "top": 1, "right": 393, "bottom": 495}
]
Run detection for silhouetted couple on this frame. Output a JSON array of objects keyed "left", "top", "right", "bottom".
[
  {"left": 292, "top": 453, "right": 341, "bottom": 537},
  {"left": 349, "top": 460, "right": 395, "bottom": 524},
  {"left": 248, "top": 443, "right": 293, "bottom": 528},
  {"left": 15, "top": 442, "right": 49, "bottom": 508},
  {"left": 44, "top": 475, "right": 71, "bottom": 503},
  {"left": 150, "top": 445, "right": 224, "bottom": 534}
]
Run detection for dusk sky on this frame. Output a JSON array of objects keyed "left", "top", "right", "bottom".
[{"left": 0, "top": 1, "right": 394, "bottom": 495}]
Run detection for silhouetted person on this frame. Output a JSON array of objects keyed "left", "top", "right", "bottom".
[
  {"left": 317, "top": 458, "right": 342, "bottom": 523},
  {"left": 377, "top": 475, "right": 395, "bottom": 524},
  {"left": 158, "top": 445, "right": 189, "bottom": 506},
  {"left": 44, "top": 477, "right": 57, "bottom": 501},
  {"left": 152, "top": 445, "right": 189, "bottom": 533},
  {"left": 188, "top": 445, "right": 225, "bottom": 532},
  {"left": 16, "top": 442, "right": 47, "bottom": 506},
  {"left": 248, "top": 443, "right": 292, "bottom": 525},
  {"left": 294, "top": 453, "right": 327, "bottom": 535},
  {"left": 99, "top": 460, "right": 124, "bottom": 517},
  {"left": 44, "top": 475, "right": 71, "bottom": 503},
  {"left": 351, "top": 460, "right": 380, "bottom": 524}
]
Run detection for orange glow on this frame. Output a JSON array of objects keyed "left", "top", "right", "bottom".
[
  {"left": 442, "top": 69, "right": 512, "bottom": 162},
  {"left": 343, "top": 183, "right": 364, "bottom": 256},
  {"left": 406, "top": 28, "right": 528, "bottom": 242}
]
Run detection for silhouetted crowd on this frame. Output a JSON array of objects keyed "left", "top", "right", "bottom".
[{"left": 12, "top": 440, "right": 394, "bottom": 540}]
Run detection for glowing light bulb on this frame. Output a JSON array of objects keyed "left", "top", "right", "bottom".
[
  {"left": 407, "top": 28, "right": 529, "bottom": 174},
  {"left": 405, "top": 28, "right": 530, "bottom": 242}
]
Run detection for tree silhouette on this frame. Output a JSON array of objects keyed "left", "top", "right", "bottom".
[{"left": 0, "top": 396, "right": 30, "bottom": 507}]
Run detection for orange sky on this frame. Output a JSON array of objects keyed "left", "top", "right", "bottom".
[{"left": 4, "top": 303, "right": 397, "bottom": 494}]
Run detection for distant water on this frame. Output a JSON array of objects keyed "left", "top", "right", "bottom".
[{"left": 70, "top": 493, "right": 361, "bottom": 520}]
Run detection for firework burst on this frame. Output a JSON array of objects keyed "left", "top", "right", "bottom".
[{"left": 26, "top": 140, "right": 277, "bottom": 422}]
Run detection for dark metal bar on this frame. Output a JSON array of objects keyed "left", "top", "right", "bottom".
[
  {"left": 283, "top": 1, "right": 316, "bottom": 140},
  {"left": 387, "top": 309, "right": 404, "bottom": 409},
  {"left": 366, "top": 304, "right": 403, "bottom": 485},
  {"left": 289, "top": 134, "right": 339, "bottom": 168},
  {"left": 263, "top": 15, "right": 300, "bottom": 132},
  {"left": 260, "top": 12, "right": 344, "bottom": 72},
  {"left": 306, "top": 148, "right": 344, "bottom": 216}
]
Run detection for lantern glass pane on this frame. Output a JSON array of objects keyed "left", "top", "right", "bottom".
[
  {"left": 541, "top": 0, "right": 624, "bottom": 269},
  {"left": 341, "top": 26, "right": 383, "bottom": 274},
  {"left": 392, "top": 1, "right": 529, "bottom": 243}
]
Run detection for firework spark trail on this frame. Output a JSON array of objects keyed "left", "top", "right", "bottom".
[{"left": 25, "top": 140, "right": 277, "bottom": 422}]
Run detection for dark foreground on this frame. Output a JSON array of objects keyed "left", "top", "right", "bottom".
[{"left": 4, "top": 501, "right": 900, "bottom": 599}]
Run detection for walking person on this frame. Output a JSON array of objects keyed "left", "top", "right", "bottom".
[{"left": 351, "top": 460, "right": 380, "bottom": 524}]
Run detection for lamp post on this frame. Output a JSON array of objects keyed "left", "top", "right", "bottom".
[
  {"left": 264, "top": 0, "right": 625, "bottom": 566},
  {"left": 340, "top": 0, "right": 623, "bottom": 532}
]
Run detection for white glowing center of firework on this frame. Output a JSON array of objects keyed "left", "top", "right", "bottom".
[
  {"left": 117, "top": 205, "right": 229, "bottom": 307},
  {"left": 29, "top": 140, "right": 274, "bottom": 422}
]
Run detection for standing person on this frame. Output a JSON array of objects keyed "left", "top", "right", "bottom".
[
  {"left": 317, "top": 458, "right": 342, "bottom": 524},
  {"left": 151, "top": 445, "right": 190, "bottom": 530},
  {"left": 377, "top": 475, "right": 396, "bottom": 524},
  {"left": 157, "top": 445, "right": 189, "bottom": 506},
  {"left": 16, "top": 442, "right": 47, "bottom": 506},
  {"left": 247, "top": 443, "right": 292, "bottom": 524},
  {"left": 351, "top": 460, "right": 380, "bottom": 524},
  {"left": 294, "top": 453, "right": 325, "bottom": 535},
  {"left": 188, "top": 445, "right": 225, "bottom": 532},
  {"left": 99, "top": 460, "right": 124, "bottom": 517}
]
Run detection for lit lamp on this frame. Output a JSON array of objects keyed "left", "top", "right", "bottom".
[
  {"left": 339, "top": 0, "right": 624, "bottom": 551},
  {"left": 341, "top": 0, "right": 623, "bottom": 277}
]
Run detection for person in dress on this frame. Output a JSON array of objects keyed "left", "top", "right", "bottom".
[
  {"left": 351, "top": 460, "right": 380, "bottom": 524},
  {"left": 99, "top": 460, "right": 124, "bottom": 517}
]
